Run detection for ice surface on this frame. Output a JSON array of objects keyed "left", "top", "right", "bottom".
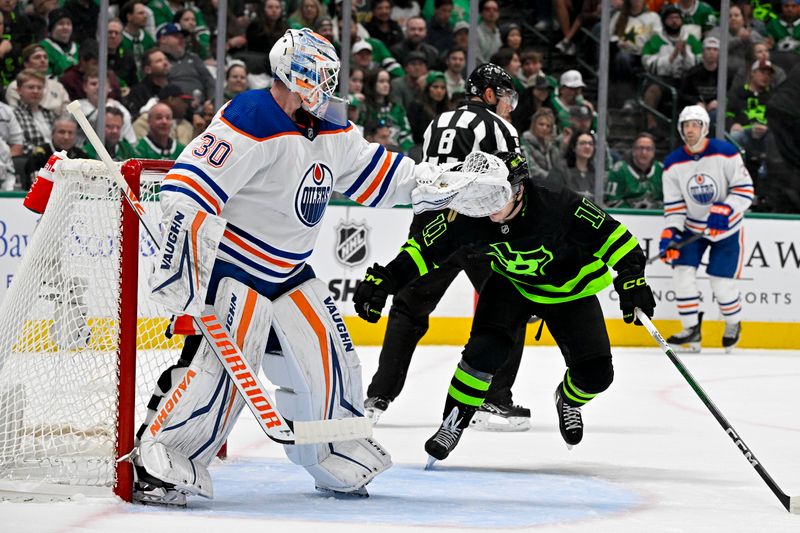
[{"left": 3, "top": 345, "right": 799, "bottom": 532}]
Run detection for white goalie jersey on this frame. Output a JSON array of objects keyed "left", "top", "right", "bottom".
[
  {"left": 160, "top": 89, "right": 439, "bottom": 284},
  {"left": 662, "top": 138, "right": 755, "bottom": 241}
]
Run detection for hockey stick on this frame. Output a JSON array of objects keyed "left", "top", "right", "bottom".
[
  {"left": 635, "top": 308, "right": 799, "bottom": 513},
  {"left": 67, "top": 101, "right": 371, "bottom": 446},
  {"left": 646, "top": 231, "right": 707, "bottom": 264}
]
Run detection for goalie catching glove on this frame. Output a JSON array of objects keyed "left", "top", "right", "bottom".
[
  {"left": 353, "top": 263, "right": 396, "bottom": 323},
  {"left": 613, "top": 271, "right": 656, "bottom": 326},
  {"left": 411, "top": 151, "right": 512, "bottom": 217}
]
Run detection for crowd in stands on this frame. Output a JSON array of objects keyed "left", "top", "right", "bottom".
[{"left": 0, "top": 0, "right": 797, "bottom": 213}]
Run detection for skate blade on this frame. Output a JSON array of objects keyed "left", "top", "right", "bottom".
[
  {"left": 425, "top": 455, "right": 438, "bottom": 470},
  {"left": 133, "top": 489, "right": 187, "bottom": 507},
  {"left": 471, "top": 413, "right": 531, "bottom": 432},
  {"left": 315, "top": 485, "right": 369, "bottom": 498},
  {"left": 724, "top": 343, "right": 738, "bottom": 354},
  {"left": 669, "top": 342, "right": 701, "bottom": 353}
]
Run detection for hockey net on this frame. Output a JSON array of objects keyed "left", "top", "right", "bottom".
[{"left": 0, "top": 159, "right": 181, "bottom": 501}]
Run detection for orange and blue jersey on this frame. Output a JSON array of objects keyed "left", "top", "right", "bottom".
[
  {"left": 160, "top": 88, "right": 439, "bottom": 284},
  {"left": 662, "top": 138, "right": 754, "bottom": 239}
]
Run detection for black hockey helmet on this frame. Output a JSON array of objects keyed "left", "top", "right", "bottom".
[
  {"left": 466, "top": 63, "right": 517, "bottom": 107},
  {"left": 493, "top": 151, "right": 529, "bottom": 192}
]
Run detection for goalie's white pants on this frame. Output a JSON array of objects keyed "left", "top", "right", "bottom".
[
  {"left": 674, "top": 266, "right": 742, "bottom": 327},
  {"left": 136, "top": 276, "right": 390, "bottom": 498}
]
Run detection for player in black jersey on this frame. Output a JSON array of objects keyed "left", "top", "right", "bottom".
[
  {"left": 354, "top": 152, "right": 656, "bottom": 463},
  {"left": 363, "top": 63, "right": 531, "bottom": 431}
]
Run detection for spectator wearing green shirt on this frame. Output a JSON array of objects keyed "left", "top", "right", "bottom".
[
  {"left": 766, "top": 0, "right": 800, "bottom": 53},
  {"left": 605, "top": 132, "right": 664, "bottom": 209},
  {"left": 39, "top": 8, "right": 78, "bottom": 77},
  {"left": 676, "top": 0, "right": 718, "bottom": 35},
  {"left": 120, "top": 1, "right": 156, "bottom": 80},
  {"left": 148, "top": 0, "right": 209, "bottom": 53},
  {"left": 84, "top": 107, "right": 138, "bottom": 161},
  {"left": 641, "top": 4, "right": 702, "bottom": 134},
  {"left": 173, "top": 8, "right": 210, "bottom": 60},
  {"left": 134, "top": 102, "right": 185, "bottom": 159},
  {"left": 361, "top": 68, "right": 414, "bottom": 153}
]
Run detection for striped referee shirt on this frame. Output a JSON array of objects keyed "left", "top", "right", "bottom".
[{"left": 421, "top": 100, "right": 521, "bottom": 165}]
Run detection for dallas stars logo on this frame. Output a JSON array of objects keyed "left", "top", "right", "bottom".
[{"left": 487, "top": 242, "right": 554, "bottom": 276}]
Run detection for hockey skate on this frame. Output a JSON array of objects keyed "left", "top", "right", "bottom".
[
  {"left": 722, "top": 322, "right": 742, "bottom": 353},
  {"left": 364, "top": 396, "right": 390, "bottom": 424},
  {"left": 470, "top": 401, "right": 531, "bottom": 432},
  {"left": 424, "top": 407, "right": 464, "bottom": 468},
  {"left": 315, "top": 485, "right": 370, "bottom": 498},
  {"left": 132, "top": 465, "right": 188, "bottom": 507},
  {"left": 667, "top": 312, "right": 703, "bottom": 353},
  {"left": 554, "top": 384, "right": 583, "bottom": 449}
]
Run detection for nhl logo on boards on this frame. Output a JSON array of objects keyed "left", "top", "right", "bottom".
[
  {"left": 686, "top": 173, "right": 719, "bottom": 205},
  {"left": 335, "top": 221, "right": 369, "bottom": 267},
  {"left": 295, "top": 162, "right": 333, "bottom": 227}
]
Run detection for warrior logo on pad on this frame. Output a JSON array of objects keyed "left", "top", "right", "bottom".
[{"left": 295, "top": 162, "right": 333, "bottom": 227}]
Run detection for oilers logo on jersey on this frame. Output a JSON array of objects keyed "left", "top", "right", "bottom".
[
  {"left": 686, "top": 173, "right": 719, "bottom": 205},
  {"left": 296, "top": 162, "right": 333, "bottom": 227}
]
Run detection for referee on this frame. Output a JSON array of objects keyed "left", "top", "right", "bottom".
[{"left": 365, "top": 63, "right": 532, "bottom": 431}]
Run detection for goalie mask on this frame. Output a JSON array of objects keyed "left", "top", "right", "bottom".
[
  {"left": 677, "top": 105, "right": 710, "bottom": 146},
  {"left": 269, "top": 28, "right": 348, "bottom": 125}
]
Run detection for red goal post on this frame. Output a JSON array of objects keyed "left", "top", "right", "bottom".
[{"left": 0, "top": 158, "right": 201, "bottom": 502}]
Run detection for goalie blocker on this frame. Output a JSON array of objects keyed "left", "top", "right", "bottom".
[{"left": 134, "top": 277, "right": 389, "bottom": 504}]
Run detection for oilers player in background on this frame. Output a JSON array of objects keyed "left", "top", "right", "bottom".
[
  {"left": 353, "top": 152, "right": 656, "bottom": 464},
  {"left": 130, "top": 28, "right": 483, "bottom": 506},
  {"left": 660, "top": 105, "right": 754, "bottom": 353}
]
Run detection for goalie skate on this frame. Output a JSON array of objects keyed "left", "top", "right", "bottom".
[
  {"left": 315, "top": 485, "right": 370, "bottom": 498},
  {"left": 470, "top": 402, "right": 531, "bottom": 432},
  {"left": 133, "top": 483, "right": 187, "bottom": 507}
]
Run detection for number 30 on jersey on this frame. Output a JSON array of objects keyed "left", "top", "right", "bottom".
[{"left": 192, "top": 133, "right": 233, "bottom": 167}]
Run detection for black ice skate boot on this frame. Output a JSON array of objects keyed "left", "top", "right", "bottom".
[
  {"left": 364, "top": 396, "right": 390, "bottom": 423},
  {"left": 425, "top": 406, "right": 467, "bottom": 468},
  {"left": 667, "top": 312, "right": 703, "bottom": 353},
  {"left": 554, "top": 383, "right": 584, "bottom": 449},
  {"left": 722, "top": 322, "right": 742, "bottom": 353},
  {"left": 471, "top": 401, "right": 532, "bottom": 432}
]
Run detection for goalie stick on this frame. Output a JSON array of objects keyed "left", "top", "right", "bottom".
[
  {"left": 66, "top": 101, "right": 371, "bottom": 447},
  {"left": 635, "top": 308, "right": 799, "bottom": 514}
]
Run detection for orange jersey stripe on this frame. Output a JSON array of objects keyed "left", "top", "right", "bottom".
[
  {"left": 356, "top": 152, "right": 393, "bottom": 204},
  {"left": 289, "top": 290, "right": 331, "bottom": 415},
  {"left": 191, "top": 211, "right": 207, "bottom": 289},
  {"left": 223, "top": 229, "right": 296, "bottom": 269},
  {"left": 164, "top": 173, "right": 221, "bottom": 214}
]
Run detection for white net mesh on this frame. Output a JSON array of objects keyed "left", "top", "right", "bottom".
[{"left": 0, "top": 159, "right": 181, "bottom": 495}]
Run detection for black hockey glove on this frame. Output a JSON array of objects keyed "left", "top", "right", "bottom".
[
  {"left": 353, "top": 263, "right": 396, "bottom": 323},
  {"left": 613, "top": 271, "right": 656, "bottom": 326}
]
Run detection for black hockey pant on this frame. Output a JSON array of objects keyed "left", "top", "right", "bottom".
[
  {"left": 443, "top": 273, "right": 614, "bottom": 421},
  {"left": 366, "top": 247, "right": 526, "bottom": 405}
]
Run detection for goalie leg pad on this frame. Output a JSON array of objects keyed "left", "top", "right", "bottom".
[
  {"left": 263, "top": 278, "right": 392, "bottom": 492},
  {"left": 137, "top": 277, "right": 273, "bottom": 495},
  {"left": 149, "top": 198, "right": 226, "bottom": 316}
]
